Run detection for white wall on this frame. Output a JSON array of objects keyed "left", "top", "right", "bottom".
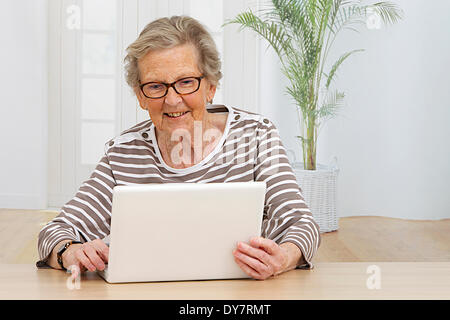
[
  {"left": 260, "top": 0, "right": 450, "bottom": 220},
  {"left": 2, "top": 0, "right": 449, "bottom": 220},
  {"left": 0, "top": 0, "right": 48, "bottom": 209}
]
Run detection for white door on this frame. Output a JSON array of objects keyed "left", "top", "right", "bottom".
[{"left": 48, "top": 0, "right": 261, "bottom": 208}]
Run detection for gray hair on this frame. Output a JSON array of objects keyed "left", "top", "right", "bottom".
[{"left": 124, "top": 16, "right": 222, "bottom": 89}]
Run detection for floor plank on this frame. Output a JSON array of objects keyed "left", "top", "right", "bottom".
[
  {"left": 0, "top": 209, "right": 58, "bottom": 263},
  {"left": 314, "top": 216, "right": 450, "bottom": 262}
]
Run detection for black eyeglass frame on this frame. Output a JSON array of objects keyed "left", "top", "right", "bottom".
[{"left": 139, "top": 76, "right": 204, "bottom": 99}]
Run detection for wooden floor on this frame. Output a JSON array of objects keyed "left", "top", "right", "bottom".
[
  {"left": 1, "top": 209, "right": 449, "bottom": 264},
  {"left": 314, "top": 216, "right": 450, "bottom": 262}
]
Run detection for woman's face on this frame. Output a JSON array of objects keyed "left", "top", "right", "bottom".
[{"left": 135, "top": 43, "right": 216, "bottom": 136}]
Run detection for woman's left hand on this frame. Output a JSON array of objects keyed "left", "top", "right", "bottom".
[{"left": 232, "top": 237, "right": 291, "bottom": 280}]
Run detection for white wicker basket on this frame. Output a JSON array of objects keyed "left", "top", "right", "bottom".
[{"left": 292, "top": 157, "right": 339, "bottom": 233}]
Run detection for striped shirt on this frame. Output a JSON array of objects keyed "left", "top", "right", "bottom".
[{"left": 37, "top": 104, "right": 321, "bottom": 269}]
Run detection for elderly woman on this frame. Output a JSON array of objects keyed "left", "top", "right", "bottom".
[{"left": 37, "top": 16, "right": 320, "bottom": 280}]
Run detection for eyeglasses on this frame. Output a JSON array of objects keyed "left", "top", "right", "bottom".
[{"left": 139, "top": 76, "right": 204, "bottom": 99}]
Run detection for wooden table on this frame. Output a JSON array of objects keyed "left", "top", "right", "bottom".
[{"left": 1, "top": 263, "right": 449, "bottom": 300}]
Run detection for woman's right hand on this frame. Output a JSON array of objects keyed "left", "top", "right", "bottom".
[{"left": 62, "top": 239, "right": 109, "bottom": 277}]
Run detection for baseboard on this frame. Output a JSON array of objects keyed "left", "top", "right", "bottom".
[{"left": 339, "top": 212, "right": 450, "bottom": 221}]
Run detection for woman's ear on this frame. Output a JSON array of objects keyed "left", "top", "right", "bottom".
[
  {"left": 206, "top": 83, "right": 217, "bottom": 104},
  {"left": 134, "top": 87, "right": 147, "bottom": 111}
]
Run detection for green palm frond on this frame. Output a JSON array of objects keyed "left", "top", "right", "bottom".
[
  {"left": 316, "top": 89, "right": 345, "bottom": 121},
  {"left": 225, "top": 0, "right": 403, "bottom": 169},
  {"left": 224, "top": 11, "right": 293, "bottom": 61},
  {"left": 370, "top": 2, "right": 403, "bottom": 25},
  {"left": 325, "top": 48, "right": 364, "bottom": 89}
]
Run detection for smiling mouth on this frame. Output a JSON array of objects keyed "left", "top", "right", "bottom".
[{"left": 164, "top": 111, "right": 189, "bottom": 118}]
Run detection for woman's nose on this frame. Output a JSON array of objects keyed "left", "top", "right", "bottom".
[{"left": 164, "top": 86, "right": 182, "bottom": 105}]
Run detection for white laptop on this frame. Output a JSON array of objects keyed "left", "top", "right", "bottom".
[{"left": 97, "top": 181, "right": 266, "bottom": 283}]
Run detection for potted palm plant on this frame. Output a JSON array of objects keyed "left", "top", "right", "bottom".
[{"left": 225, "top": 0, "right": 402, "bottom": 232}]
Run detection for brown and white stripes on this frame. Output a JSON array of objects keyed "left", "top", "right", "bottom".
[{"left": 37, "top": 104, "right": 321, "bottom": 269}]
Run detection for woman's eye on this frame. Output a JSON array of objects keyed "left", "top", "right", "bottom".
[
  {"left": 179, "top": 79, "right": 194, "bottom": 86},
  {"left": 148, "top": 84, "right": 164, "bottom": 90}
]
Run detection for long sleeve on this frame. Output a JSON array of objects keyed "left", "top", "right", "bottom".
[
  {"left": 254, "top": 119, "right": 321, "bottom": 269},
  {"left": 36, "top": 155, "right": 116, "bottom": 267}
]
